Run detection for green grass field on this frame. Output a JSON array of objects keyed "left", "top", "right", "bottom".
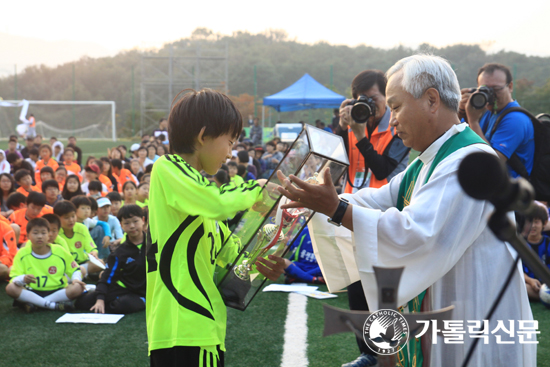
[{"left": 0, "top": 281, "right": 548, "bottom": 367}]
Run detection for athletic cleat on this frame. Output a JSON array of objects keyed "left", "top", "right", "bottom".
[
  {"left": 341, "top": 353, "right": 378, "bottom": 367},
  {"left": 24, "top": 303, "right": 36, "bottom": 314},
  {"left": 55, "top": 301, "right": 75, "bottom": 312}
]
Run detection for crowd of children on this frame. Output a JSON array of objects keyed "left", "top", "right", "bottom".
[{"left": 0, "top": 133, "right": 159, "bottom": 314}]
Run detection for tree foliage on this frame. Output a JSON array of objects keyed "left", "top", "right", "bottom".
[{"left": 1, "top": 28, "right": 549, "bottom": 136}]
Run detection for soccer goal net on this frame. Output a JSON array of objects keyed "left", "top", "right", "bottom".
[{"left": 0, "top": 100, "right": 116, "bottom": 141}]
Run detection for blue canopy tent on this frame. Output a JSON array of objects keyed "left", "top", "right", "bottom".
[{"left": 263, "top": 73, "right": 345, "bottom": 112}]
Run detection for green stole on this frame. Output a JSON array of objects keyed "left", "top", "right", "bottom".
[{"left": 394, "top": 126, "right": 486, "bottom": 367}]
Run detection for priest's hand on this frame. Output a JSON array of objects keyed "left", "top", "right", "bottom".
[{"left": 276, "top": 168, "right": 340, "bottom": 218}]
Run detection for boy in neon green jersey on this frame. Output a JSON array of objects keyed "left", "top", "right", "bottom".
[
  {"left": 147, "top": 89, "right": 285, "bottom": 367},
  {"left": 6, "top": 218, "right": 86, "bottom": 313}
]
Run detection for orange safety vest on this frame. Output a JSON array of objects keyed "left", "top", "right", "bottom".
[
  {"left": 29, "top": 116, "right": 36, "bottom": 128},
  {"left": 345, "top": 109, "right": 396, "bottom": 193}
]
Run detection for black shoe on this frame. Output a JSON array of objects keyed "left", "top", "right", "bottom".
[
  {"left": 24, "top": 303, "right": 36, "bottom": 314},
  {"left": 284, "top": 275, "right": 296, "bottom": 284},
  {"left": 55, "top": 301, "right": 75, "bottom": 312},
  {"left": 341, "top": 353, "right": 378, "bottom": 367}
]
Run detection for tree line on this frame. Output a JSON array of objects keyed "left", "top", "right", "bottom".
[{"left": 1, "top": 28, "right": 549, "bottom": 137}]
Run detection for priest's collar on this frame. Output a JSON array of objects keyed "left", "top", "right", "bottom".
[{"left": 418, "top": 123, "right": 468, "bottom": 165}]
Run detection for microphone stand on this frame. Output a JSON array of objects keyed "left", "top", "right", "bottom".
[{"left": 488, "top": 210, "right": 550, "bottom": 285}]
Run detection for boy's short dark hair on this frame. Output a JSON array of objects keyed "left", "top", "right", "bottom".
[
  {"left": 220, "top": 163, "right": 228, "bottom": 173},
  {"left": 237, "top": 165, "right": 246, "bottom": 177},
  {"left": 42, "top": 213, "right": 61, "bottom": 229},
  {"left": 266, "top": 141, "right": 276, "bottom": 149},
  {"left": 168, "top": 89, "right": 242, "bottom": 155},
  {"left": 88, "top": 180, "right": 102, "bottom": 192},
  {"left": 27, "top": 192, "right": 47, "bottom": 207},
  {"left": 27, "top": 217, "right": 50, "bottom": 234},
  {"left": 111, "top": 159, "right": 122, "bottom": 169},
  {"left": 89, "top": 197, "right": 98, "bottom": 212},
  {"left": 29, "top": 148, "right": 39, "bottom": 156},
  {"left": 237, "top": 150, "right": 249, "bottom": 165},
  {"left": 14, "top": 169, "right": 31, "bottom": 182},
  {"left": 106, "top": 191, "right": 122, "bottom": 202},
  {"left": 6, "top": 152, "right": 20, "bottom": 164},
  {"left": 477, "top": 63, "right": 513, "bottom": 84},
  {"left": 40, "top": 166, "right": 55, "bottom": 176},
  {"left": 227, "top": 161, "right": 238, "bottom": 168},
  {"left": 145, "top": 164, "right": 153, "bottom": 173},
  {"left": 138, "top": 182, "right": 150, "bottom": 189},
  {"left": 6, "top": 192, "right": 26, "bottom": 210},
  {"left": 214, "top": 169, "right": 229, "bottom": 185},
  {"left": 117, "top": 204, "right": 144, "bottom": 222},
  {"left": 53, "top": 201, "right": 76, "bottom": 217},
  {"left": 71, "top": 195, "right": 91, "bottom": 209},
  {"left": 41, "top": 179, "right": 59, "bottom": 193},
  {"left": 528, "top": 205, "right": 549, "bottom": 225}
]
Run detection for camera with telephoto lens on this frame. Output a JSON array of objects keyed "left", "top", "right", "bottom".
[
  {"left": 348, "top": 95, "right": 377, "bottom": 123},
  {"left": 470, "top": 86, "right": 495, "bottom": 109}
]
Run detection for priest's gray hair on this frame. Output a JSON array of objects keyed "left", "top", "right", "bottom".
[{"left": 386, "top": 54, "right": 461, "bottom": 112}]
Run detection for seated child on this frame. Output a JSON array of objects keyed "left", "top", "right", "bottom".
[
  {"left": 42, "top": 179, "right": 62, "bottom": 207},
  {"left": 94, "top": 197, "right": 124, "bottom": 256},
  {"left": 6, "top": 218, "right": 85, "bottom": 312},
  {"left": 76, "top": 205, "right": 146, "bottom": 314},
  {"left": 227, "top": 161, "right": 244, "bottom": 186},
  {"left": 283, "top": 225, "right": 325, "bottom": 284},
  {"left": 136, "top": 182, "right": 149, "bottom": 207},
  {"left": 54, "top": 201, "right": 104, "bottom": 278},
  {"left": 71, "top": 195, "right": 111, "bottom": 259},
  {"left": 87, "top": 180, "right": 103, "bottom": 199},
  {"left": 15, "top": 169, "right": 39, "bottom": 197},
  {"left": 524, "top": 204, "right": 550, "bottom": 301},
  {"left": 39, "top": 166, "right": 55, "bottom": 186},
  {"left": 9, "top": 192, "right": 53, "bottom": 246},
  {"left": 6, "top": 192, "right": 27, "bottom": 212},
  {"left": 41, "top": 213, "right": 70, "bottom": 253},
  {"left": 106, "top": 191, "right": 122, "bottom": 217}
]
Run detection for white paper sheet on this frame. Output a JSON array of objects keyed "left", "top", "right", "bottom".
[
  {"left": 88, "top": 255, "right": 106, "bottom": 270},
  {"left": 295, "top": 290, "right": 338, "bottom": 299},
  {"left": 55, "top": 313, "right": 124, "bottom": 324},
  {"left": 262, "top": 284, "right": 318, "bottom": 293}
]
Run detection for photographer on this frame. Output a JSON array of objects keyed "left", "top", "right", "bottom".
[
  {"left": 334, "top": 70, "right": 409, "bottom": 367},
  {"left": 459, "top": 63, "right": 534, "bottom": 178},
  {"left": 335, "top": 70, "right": 410, "bottom": 194}
]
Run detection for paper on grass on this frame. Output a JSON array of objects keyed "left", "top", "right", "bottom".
[
  {"left": 56, "top": 313, "right": 124, "bottom": 324},
  {"left": 262, "top": 284, "right": 318, "bottom": 293},
  {"left": 296, "top": 290, "right": 338, "bottom": 299}
]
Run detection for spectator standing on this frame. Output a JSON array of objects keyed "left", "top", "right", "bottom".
[
  {"left": 460, "top": 63, "right": 534, "bottom": 178},
  {"left": 250, "top": 117, "right": 263, "bottom": 146}
]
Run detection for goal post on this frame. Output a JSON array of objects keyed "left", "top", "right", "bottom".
[{"left": 0, "top": 100, "right": 117, "bottom": 141}]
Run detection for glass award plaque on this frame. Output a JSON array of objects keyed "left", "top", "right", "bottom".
[{"left": 216, "top": 125, "right": 349, "bottom": 310}]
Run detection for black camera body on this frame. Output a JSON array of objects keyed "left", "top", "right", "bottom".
[
  {"left": 347, "top": 95, "right": 377, "bottom": 123},
  {"left": 470, "top": 86, "right": 495, "bottom": 109}
]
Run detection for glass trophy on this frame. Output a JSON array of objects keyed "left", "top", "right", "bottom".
[{"left": 215, "top": 125, "right": 350, "bottom": 310}]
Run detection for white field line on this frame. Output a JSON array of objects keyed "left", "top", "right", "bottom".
[{"left": 281, "top": 292, "right": 309, "bottom": 367}]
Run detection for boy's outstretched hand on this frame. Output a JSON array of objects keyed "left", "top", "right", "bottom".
[
  {"left": 91, "top": 299, "right": 105, "bottom": 314},
  {"left": 255, "top": 255, "right": 285, "bottom": 281}
]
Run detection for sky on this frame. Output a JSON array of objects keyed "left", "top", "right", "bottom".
[{"left": 1, "top": 0, "right": 549, "bottom": 74}]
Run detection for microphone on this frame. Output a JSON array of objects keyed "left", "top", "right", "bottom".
[{"left": 458, "top": 152, "right": 535, "bottom": 213}]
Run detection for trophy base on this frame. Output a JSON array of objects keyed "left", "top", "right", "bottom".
[{"left": 221, "top": 271, "right": 252, "bottom": 311}]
